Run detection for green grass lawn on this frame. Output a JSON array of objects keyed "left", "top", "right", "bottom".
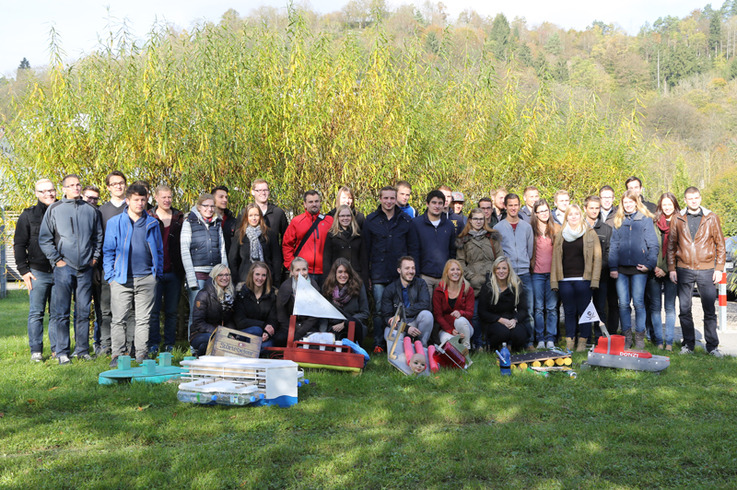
[{"left": 1, "top": 289, "right": 736, "bottom": 488}]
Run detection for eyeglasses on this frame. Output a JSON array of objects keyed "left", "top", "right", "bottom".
[
  {"left": 201, "top": 204, "right": 216, "bottom": 208},
  {"left": 36, "top": 189, "right": 56, "bottom": 194},
  {"left": 108, "top": 181, "right": 126, "bottom": 188},
  {"left": 85, "top": 196, "right": 100, "bottom": 202},
  {"left": 536, "top": 209, "right": 550, "bottom": 214},
  {"left": 338, "top": 214, "right": 353, "bottom": 219},
  {"left": 216, "top": 273, "right": 231, "bottom": 278},
  {"left": 470, "top": 217, "right": 485, "bottom": 221}
]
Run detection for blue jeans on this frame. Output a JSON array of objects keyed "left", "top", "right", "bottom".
[
  {"left": 52, "top": 265, "right": 94, "bottom": 357},
  {"left": 149, "top": 272, "right": 181, "bottom": 348},
  {"left": 519, "top": 273, "right": 534, "bottom": 346},
  {"left": 647, "top": 274, "right": 677, "bottom": 346},
  {"left": 532, "top": 273, "right": 558, "bottom": 343},
  {"left": 372, "top": 283, "right": 387, "bottom": 347},
  {"left": 559, "top": 279, "right": 593, "bottom": 339},
  {"left": 27, "top": 269, "right": 55, "bottom": 354},
  {"left": 677, "top": 268, "right": 719, "bottom": 352},
  {"left": 616, "top": 272, "right": 648, "bottom": 334}
]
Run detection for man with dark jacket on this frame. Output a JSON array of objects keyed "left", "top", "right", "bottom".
[
  {"left": 381, "top": 256, "right": 433, "bottom": 347},
  {"left": 14, "top": 178, "right": 57, "bottom": 362},
  {"left": 282, "top": 190, "right": 333, "bottom": 280},
  {"left": 212, "top": 185, "right": 238, "bottom": 252},
  {"left": 409, "top": 190, "right": 457, "bottom": 295},
  {"left": 104, "top": 184, "right": 163, "bottom": 366},
  {"left": 585, "top": 196, "right": 613, "bottom": 339},
  {"left": 98, "top": 170, "right": 128, "bottom": 356},
  {"left": 250, "top": 178, "right": 289, "bottom": 241},
  {"left": 667, "top": 187, "right": 726, "bottom": 357},
  {"left": 39, "top": 174, "right": 103, "bottom": 365},
  {"left": 363, "top": 186, "right": 414, "bottom": 351},
  {"left": 147, "top": 185, "right": 185, "bottom": 354}
]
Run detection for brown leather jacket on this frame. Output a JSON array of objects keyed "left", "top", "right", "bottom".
[{"left": 666, "top": 208, "right": 726, "bottom": 272}]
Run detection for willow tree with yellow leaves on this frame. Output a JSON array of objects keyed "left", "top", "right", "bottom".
[{"left": 1, "top": 9, "right": 646, "bottom": 216}]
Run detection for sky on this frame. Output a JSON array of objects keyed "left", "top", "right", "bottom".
[{"left": 0, "top": 0, "right": 708, "bottom": 78}]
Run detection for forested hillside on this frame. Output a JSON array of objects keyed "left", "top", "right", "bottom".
[{"left": 1, "top": 2, "right": 736, "bottom": 233}]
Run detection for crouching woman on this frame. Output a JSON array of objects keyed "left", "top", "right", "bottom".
[
  {"left": 477, "top": 257, "right": 528, "bottom": 352},
  {"left": 189, "top": 264, "right": 235, "bottom": 356}
]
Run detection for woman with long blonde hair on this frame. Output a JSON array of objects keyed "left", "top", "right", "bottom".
[{"left": 477, "top": 256, "right": 528, "bottom": 352}]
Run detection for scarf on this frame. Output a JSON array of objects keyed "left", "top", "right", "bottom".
[
  {"left": 657, "top": 214, "right": 671, "bottom": 247},
  {"left": 332, "top": 285, "right": 352, "bottom": 307},
  {"left": 469, "top": 229, "right": 487, "bottom": 239},
  {"left": 562, "top": 223, "right": 586, "bottom": 242},
  {"left": 245, "top": 226, "right": 264, "bottom": 262}
]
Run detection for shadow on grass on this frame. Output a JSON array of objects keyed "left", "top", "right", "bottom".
[{"left": 3, "top": 308, "right": 737, "bottom": 487}]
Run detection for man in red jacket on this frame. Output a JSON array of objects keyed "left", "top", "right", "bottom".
[{"left": 282, "top": 190, "right": 333, "bottom": 284}]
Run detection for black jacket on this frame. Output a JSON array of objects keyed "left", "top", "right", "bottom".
[
  {"left": 591, "top": 217, "right": 613, "bottom": 270},
  {"left": 13, "top": 201, "right": 53, "bottom": 275},
  {"left": 234, "top": 286, "right": 278, "bottom": 333},
  {"left": 363, "top": 205, "right": 414, "bottom": 284},
  {"left": 190, "top": 280, "right": 235, "bottom": 342},
  {"left": 221, "top": 208, "right": 238, "bottom": 253},
  {"left": 477, "top": 282, "right": 528, "bottom": 326},
  {"left": 322, "top": 229, "right": 369, "bottom": 286},
  {"left": 228, "top": 228, "right": 282, "bottom": 286},
  {"left": 380, "top": 276, "right": 431, "bottom": 323}
]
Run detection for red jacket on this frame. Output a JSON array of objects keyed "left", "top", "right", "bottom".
[
  {"left": 282, "top": 212, "right": 334, "bottom": 274},
  {"left": 432, "top": 282, "right": 475, "bottom": 334}
]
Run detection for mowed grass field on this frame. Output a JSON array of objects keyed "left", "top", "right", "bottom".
[{"left": 1, "top": 289, "right": 736, "bottom": 489}]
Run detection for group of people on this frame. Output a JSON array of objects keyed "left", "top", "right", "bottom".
[{"left": 14, "top": 172, "right": 727, "bottom": 367}]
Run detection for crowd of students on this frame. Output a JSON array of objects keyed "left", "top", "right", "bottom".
[{"left": 13, "top": 172, "right": 728, "bottom": 366}]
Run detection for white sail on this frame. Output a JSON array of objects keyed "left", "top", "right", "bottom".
[{"left": 292, "top": 275, "right": 346, "bottom": 320}]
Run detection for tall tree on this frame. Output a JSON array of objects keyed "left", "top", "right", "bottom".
[{"left": 18, "top": 58, "right": 30, "bottom": 70}]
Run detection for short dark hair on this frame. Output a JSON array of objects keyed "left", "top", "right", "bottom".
[
  {"left": 125, "top": 184, "right": 149, "bottom": 199},
  {"left": 303, "top": 190, "right": 320, "bottom": 201},
  {"left": 62, "top": 174, "right": 81, "bottom": 187},
  {"left": 478, "top": 197, "right": 492, "bottom": 206},
  {"left": 504, "top": 193, "right": 520, "bottom": 206},
  {"left": 396, "top": 180, "right": 411, "bottom": 190},
  {"left": 684, "top": 186, "right": 700, "bottom": 197},
  {"left": 599, "top": 185, "right": 614, "bottom": 195},
  {"left": 105, "top": 171, "right": 126, "bottom": 187},
  {"left": 426, "top": 190, "right": 446, "bottom": 204},
  {"left": 379, "top": 186, "right": 397, "bottom": 198},
  {"left": 211, "top": 185, "right": 229, "bottom": 195},
  {"left": 584, "top": 195, "right": 601, "bottom": 207},
  {"left": 397, "top": 255, "right": 415, "bottom": 268},
  {"left": 82, "top": 185, "right": 100, "bottom": 194},
  {"left": 624, "top": 176, "right": 642, "bottom": 189}
]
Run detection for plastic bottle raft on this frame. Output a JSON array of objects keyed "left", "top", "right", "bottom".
[
  {"left": 506, "top": 348, "right": 573, "bottom": 370},
  {"left": 177, "top": 356, "right": 307, "bottom": 407},
  {"left": 98, "top": 353, "right": 188, "bottom": 385},
  {"left": 586, "top": 334, "right": 670, "bottom": 372}
]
